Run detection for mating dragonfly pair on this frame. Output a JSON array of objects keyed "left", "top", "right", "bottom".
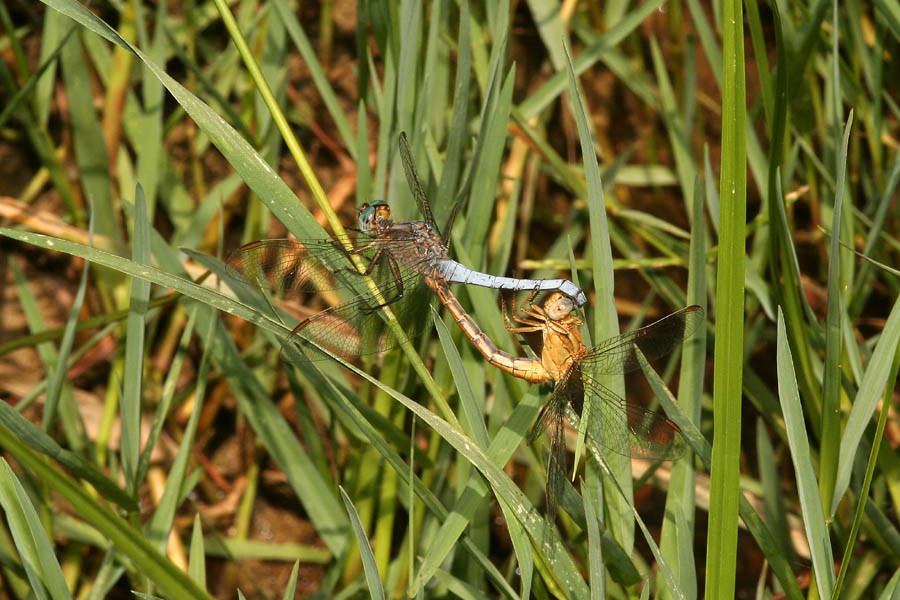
[{"left": 224, "top": 133, "right": 703, "bottom": 521}]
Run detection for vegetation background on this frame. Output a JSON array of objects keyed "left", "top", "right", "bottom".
[{"left": 1, "top": 0, "right": 899, "bottom": 598}]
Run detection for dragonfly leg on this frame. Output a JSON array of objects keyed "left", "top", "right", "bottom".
[
  {"left": 502, "top": 291, "right": 545, "bottom": 331},
  {"left": 520, "top": 287, "right": 541, "bottom": 314},
  {"left": 358, "top": 253, "right": 405, "bottom": 314},
  {"left": 333, "top": 243, "right": 384, "bottom": 279}
]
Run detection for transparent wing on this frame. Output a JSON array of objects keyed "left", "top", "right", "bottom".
[
  {"left": 279, "top": 265, "right": 436, "bottom": 363},
  {"left": 580, "top": 305, "right": 705, "bottom": 375},
  {"left": 577, "top": 370, "right": 686, "bottom": 460},
  {"left": 225, "top": 235, "right": 386, "bottom": 296},
  {"left": 527, "top": 368, "right": 581, "bottom": 523},
  {"left": 226, "top": 236, "right": 436, "bottom": 363},
  {"left": 526, "top": 364, "right": 686, "bottom": 520},
  {"left": 398, "top": 132, "right": 436, "bottom": 231}
]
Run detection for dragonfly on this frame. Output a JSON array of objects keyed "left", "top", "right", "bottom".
[
  {"left": 432, "top": 278, "right": 704, "bottom": 521},
  {"left": 224, "top": 133, "right": 586, "bottom": 362}
]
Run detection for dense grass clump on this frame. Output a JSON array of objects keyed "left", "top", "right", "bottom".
[{"left": 0, "top": 1, "right": 899, "bottom": 598}]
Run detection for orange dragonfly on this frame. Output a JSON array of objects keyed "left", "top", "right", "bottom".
[{"left": 431, "top": 279, "right": 703, "bottom": 521}]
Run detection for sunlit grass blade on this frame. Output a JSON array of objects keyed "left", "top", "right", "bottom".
[{"left": 776, "top": 307, "right": 834, "bottom": 598}]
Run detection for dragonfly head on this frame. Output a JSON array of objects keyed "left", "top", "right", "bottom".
[
  {"left": 357, "top": 202, "right": 392, "bottom": 234},
  {"left": 544, "top": 292, "right": 575, "bottom": 321}
]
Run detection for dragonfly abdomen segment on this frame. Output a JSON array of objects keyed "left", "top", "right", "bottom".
[
  {"left": 427, "top": 278, "right": 553, "bottom": 384},
  {"left": 436, "top": 261, "right": 587, "bottom": 308}
]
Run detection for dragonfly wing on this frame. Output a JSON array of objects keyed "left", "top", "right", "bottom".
[
  {"left": 279, "top": 263, "right": 436, "bottom": 363},
  {"left": 578, "top": 371, "right": 686, "bottom": 460},
  {"left": 527, "top": 369, "right": 585, "bottom": 522},
  {"left": 398, "top": 132, "right": 437, "bottom": 232},
  {"left": 225, "top": 236, "right": 367, "bottom": 295},
  {"left": 580, "top": 305, "right": 705, "bottom": 375}
]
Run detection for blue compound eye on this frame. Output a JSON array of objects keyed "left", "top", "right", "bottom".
[{"left": 358, "top": 201, "right": 389, "bottom": 232}]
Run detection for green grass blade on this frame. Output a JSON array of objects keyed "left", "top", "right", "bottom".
[
  {"left": 432, "top": 306, "right": 488, "bottom": 447},
  {"left": 832, "top": 334, "right": 900, "bottom": 598},
  {"left": 832, "top": 292, "right": 900, "bottom": 513},
  {"left": 564, "top": 41, "right": 635, "bottom": 553},
  {"left": 704, "top": 0, "right": 746, "bottom": 596},
  {"left": 819, "top": 112, "right": 854, "bottom": 515},
  {"left": 776, "top": 308, "right": 834, "bottom": 598},
  {"left": 658, "top": 177, "right": 707, "bottom": 599},
  {"left": 582, "top": 483, "right": 605, "bottom": 600},
  {"left": 188, "top": 515, "right": 206, "bottom": 589},
  {"left": 0, "top": 460, "right": 72, "bottom": 600},
  {"left": 340, "top": 487, "right": 385, "bottom": 600},
  {"left": 121, "top": 185, "right": 151, "bottom": 488},
  {"left": 0, "top": 436, "right": 212, "bottom": 598}
]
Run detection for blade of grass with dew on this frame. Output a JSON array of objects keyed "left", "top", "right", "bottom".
[
  {"left": 705, "top": 0, "right": 746, "bottom": 596},
  {"left": 340, "top": 487, "right": 385, "bottom": 600},
  {"left": 120, "top": 185, "right": 151, "bottom": 489},
  {"left": 819, "top": 112, "right": 854, "bottom": 516},
  {"left": 658, "top": 177, "right": 707, "bottom": 600},
  {"left": 565, "top": 41, "right": 634, "bottom": 552},
  {"left": 776, "top": 308, "right": 835, "bottom": 598}
]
